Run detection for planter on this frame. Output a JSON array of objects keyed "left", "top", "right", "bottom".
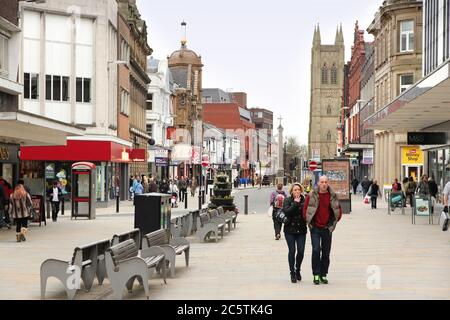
[
  {"left": 211, "top": 197, "right": 234, "bottom": 207},
  {"left": 216, "top": 182, "right": 231, "bottom": 189},
  {"left": 213, "top": 189, "right": 232, "bottom": 197}
]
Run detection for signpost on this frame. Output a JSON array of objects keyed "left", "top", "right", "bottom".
[{"left": 309, "top": 161, "right": 318, "bottom": 171}]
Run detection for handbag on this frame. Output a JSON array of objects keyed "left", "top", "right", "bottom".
[
  {"left": 273, "top": 208, "right": 288, "bottom": 224},
  {"left": 267, "top": 206, "right": 273, "bottom": 218},
  {"left": 438, "top": 210, "right": 449, "bottom": 232}
]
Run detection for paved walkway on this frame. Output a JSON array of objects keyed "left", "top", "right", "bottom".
[{"left": 0, "top": 192, "right": 449, "bottom": 300}]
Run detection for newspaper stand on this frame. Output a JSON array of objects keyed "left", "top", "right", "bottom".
[
  {"left": 387, "top": 191, "right": 405, "bottom": 215},
  {"left": 412, "top": 195, "right": 433, "bottom": 225}
]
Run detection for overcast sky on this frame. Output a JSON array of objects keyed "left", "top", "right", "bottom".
[{"left": 137, "top": 0, "right": 381, "bottom": 144}]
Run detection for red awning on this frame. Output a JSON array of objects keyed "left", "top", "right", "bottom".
[{"left": 21, "top": 140, "right": 146, "bottom": 163}]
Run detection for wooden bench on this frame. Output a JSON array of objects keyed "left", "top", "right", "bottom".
[
  {"left": 197, "top": 212, "right": 225, "bottom": 242},
  {"left": 210, "top": 209, "right": 232, "bottom": 233},
  {"left": 105, "top": 239, "right": 167, "bottom": 300},
  {"left": 111, "top": 228, "right": 141, "bottom": 248},
  {"left": 217, "top": 206, "right": 237, "bottom": 229},
  {"left": 142, "top": 229, "right": 190, "bottom": 278},
  {"left": 40, "top": 240, "right": 102, "bottom": 300}
]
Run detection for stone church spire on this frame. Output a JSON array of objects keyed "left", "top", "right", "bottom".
[
  {"left": 335, "top": 23, "right": 344, "bottom": 45},
  {"left": 313, "top": 24, "right": 321, "bottom": 45}
]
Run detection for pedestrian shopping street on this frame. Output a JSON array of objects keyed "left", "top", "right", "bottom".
[{"left": 0, "top": 187, "right": 448, "bottom": 300}]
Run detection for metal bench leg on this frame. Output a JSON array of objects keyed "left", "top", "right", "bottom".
[
  {"left": 126, "top": 276, "right": 137, "bottom": 293},
  {"left": 81, "top": 265, "right": 96, "bottom": 292},
  {"left": 97, "top": 260, "right": 107, "bottom": 285},
  {"left": 184, "top": 248, "right": 190, "bottom": 267}
]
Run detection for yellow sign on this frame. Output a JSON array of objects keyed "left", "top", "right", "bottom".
[{"left": 401, "top": 146, "right": 424, "bottom": 165}]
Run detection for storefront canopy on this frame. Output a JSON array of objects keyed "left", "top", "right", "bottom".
[{"left": 364, "top": 62, "right": 450, "bottom": 132}]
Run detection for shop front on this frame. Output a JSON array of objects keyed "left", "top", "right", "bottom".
[
  {"left": 20, "top": 139, "right": 144, "bottom": 206},
  {"left": 426, "top": 147, "right": 450, "bottom": 192}
]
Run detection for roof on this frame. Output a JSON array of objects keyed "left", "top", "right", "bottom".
[
  {"left": 168, "top": 44, "right": 203, "bottom": 67},
  {"left": 203, "top": 103, "right": 256, "bottom": 131}
]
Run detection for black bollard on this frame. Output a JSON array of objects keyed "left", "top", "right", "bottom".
[
  {"left": 116, "top": 195, "right": 120, "bottom": 213},
  {"left": 202, "top": 190, "right": 206, "bottom": 205},
  {"left": 244, "top": 195, "right": 249, "bottom": 215},
  {"left": 46, "top": 200, "right": 50, "bottom": 219},
  {"left": 184, "top": 190, "right": 188, "bottom": 209},
  {"left": 61, "top": 197, "right": 65, "bottom": 216}
]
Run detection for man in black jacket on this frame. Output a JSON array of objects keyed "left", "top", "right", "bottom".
[{"left": 47, "top": 181, "right": 62, "bottom": 222}]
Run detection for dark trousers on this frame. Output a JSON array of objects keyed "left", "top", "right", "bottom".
[
  {"left": 311, "top": 227, "right": 333, "bottom": 277},
  {"left": 285, "top": 233, "right": 306, "bottom": 273},
  {"left": 15, "top": 218, "right": 28, "bottom": 233},
  {"left": 371, "top": 196, "right": 378, "bottom": 209},
  {"left": 273, "top": 218, "right": 282, "bottom": 236},
  {"left": 51, "top": 201, "right": 60, "bottom": 221}
]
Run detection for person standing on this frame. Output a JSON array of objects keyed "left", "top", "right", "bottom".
[
  {"left": 149, "top": 178, "right": 158, "bottom": 193},
  {"left": 405, "top": 177, "right": 417, "bottom": 207},
  {"left": 443, "top": 180, "right": 450, "bottom": 215},
  {"left": 282, "top": 183, "right": 307, "bottom": 283},
  {"left": 303, "top": 175, "right": 342, "bottom": 285},
  {"left": 134, "top": 179, "right": 144, "bottom": 196},
  {"left": 352, "top": 178, "right": 359, "bottom": 195},
  {"left": 47, "top": 181, "right": 62, "bottom": 222},
  {"left": 368, "top": 180, "right": 382, "bottom": 209},
  {"left": 9, "top": 184, "right": 32, "bottom": 242},
  {"left": 270, "top": 183, "right": 288, "bottom": 240},
  {"left": 427, "top": 176, "right": 438, "bottom": 214},
  {"left": 416, "top": 175, "right": 430, "bottom": 197}
]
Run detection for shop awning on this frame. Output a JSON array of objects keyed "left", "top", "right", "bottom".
[
  {"left": 21, "top": 139, "right": 146, "bottom": 163},
  {"left": 364, "top": 61, "right": 450, "bottom": 131},
  {"left": 0, "top": 111, "right": 85, "bottom": 146}
]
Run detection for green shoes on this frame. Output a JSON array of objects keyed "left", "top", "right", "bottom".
[
  {"left": 319, "top": 276, "right": 328, "bottom": 284},
  {"left": 313, "top": 275, "right": 320, "bottom": 285}
]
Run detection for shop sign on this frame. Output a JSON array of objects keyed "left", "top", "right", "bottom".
[
  {"left": 407, "top": 132, "right": 448, "bottom": 145},
  {"left": 362, "top": 149, "right": 374, "bottom": 165},
  {"left": 0, "top": 144, "right": 19, "bottom": 162},
  {"left": 45, "top": 163, "right": 55, "bottom": 179},
  {"left": 401, "top": 146, "right": 424, "bottom": 165},
  {"left": 155, "top": 157, "right": 169, "bottom": 167}
]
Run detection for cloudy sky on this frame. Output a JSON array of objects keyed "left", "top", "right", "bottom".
[{"left": 137, "top": 0, "right": 381, "bottom": 144}]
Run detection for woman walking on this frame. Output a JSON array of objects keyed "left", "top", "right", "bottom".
[
  {"left": 283, "top": 183, "right": 307, "bottom": 283},
  {"left": 368, "top": 180, "right": 382, "bottom": 209},
  {"left": 9, "top": 184, "right": 32, "bottom": 242}
]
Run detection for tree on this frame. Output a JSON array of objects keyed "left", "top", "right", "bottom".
[{"left": 285, "top": 136, "right": 308, "bottom": 179}]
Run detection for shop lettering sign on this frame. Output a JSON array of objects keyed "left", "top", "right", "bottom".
[{"left": 401, "top": 146, "right": 424, "bottom": 165}]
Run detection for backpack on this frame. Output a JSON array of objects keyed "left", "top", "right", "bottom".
[{"left": 273, "top": 192, "right": 286, "bottom": 209}]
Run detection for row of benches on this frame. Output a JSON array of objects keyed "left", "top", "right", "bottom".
[{"left": 40, "top": 228, "right": 189, "bottom": 300}]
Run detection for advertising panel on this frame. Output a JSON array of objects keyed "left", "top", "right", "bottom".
[{"left": 322, "top": 159, "right": 350, "bottom": 201}]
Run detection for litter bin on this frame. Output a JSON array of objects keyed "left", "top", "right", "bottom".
[{"left": 134, "top": 193, "right": 171, "bottom": 243}]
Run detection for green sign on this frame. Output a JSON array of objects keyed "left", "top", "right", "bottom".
[
  {"left": 45, "top": 163, "right": 55, "bottom": 179},
  {"left": 415, "top": 197, "right": 431, "bottom": 216}
]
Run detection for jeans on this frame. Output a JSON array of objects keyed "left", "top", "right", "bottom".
[
  {"left": 51, "top": 201, "right": 60, "bottom": 221},
  {"left": 285, "top": 233, "right": 306, "bottom": 273},
  {"left": 371, "top": 196, "right": 378, "bottom": 209},
  {"left": 273, "top": 218, "right": 282, "bottom": 236},
  {"left": 310, "top": 227, "right": 333, "bottom": 277},
  {"left": 16, "top": 218, "right": 28, "bottom": 233}
]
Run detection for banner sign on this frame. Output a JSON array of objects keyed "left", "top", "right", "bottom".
[{"left": 362, "top": 149, "right": 374, "bottom": 165}]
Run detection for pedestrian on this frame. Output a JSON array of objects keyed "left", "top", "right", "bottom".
[
  {"left": 282, "top": 182, "right": 307, "bottom": 283},
  {"left": 416, "top": 175, "right": 430, "bottom": 197},
  {"left": 368, "top": 180, "right": 382, "bottom": 209},
  {"left": 352, "top": 178, "right": 359, "bottom": 195},
  {"left": 142, "top": 175, "right": 150, "bottom": 193},
  {"left": 190, "top": 179, "right": 197, "bottom": 197},
  {"left": 270, "top": 183, "right": 288, "bottom": 240},
  {"left": 46, "top": 181, "right": 62, "bottom": 222},
  {"left": 0, "top": 182, "right": 10, "bottom": 229},
  {"left": 392, "top": 178, "right": 402, "bottom": 192},
  {"left": 9, "top": 184, "right": 32, "bottom": 242},
  {"left": 303, "top": 175, "right": 342, "bottom": 285},
  {"left": 169, "top": 181, "right": 179, "bottom": 208},
  {"left": 443, "top": 180, "right": 450, "bottom": 215},
  {"left": 361, "top": 176, "right": 372, "bottom": 197},
  {"left": 149, "top": 178, "right": 158, "bottom": 193},
  {"left": 134, "top": 180, "right": 144, "bottom": 196},
  {"left": 17, "top": 179, "right": 32, "bottom": 195},
  {"left": 405, "top": 176, "right": 417, "bottom": 207},
  {"left": 428, "top": 176, "right": 438, "bottom": 214}
]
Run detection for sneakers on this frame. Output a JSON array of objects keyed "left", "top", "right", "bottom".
[
  {"left": 275, "top": 234, "right": 281, "bottom": 240},
  {"left": 313, "top": 275, "right": 320, "bottom": 285},
  {"left": 295, "top": 271, "right": 302, "bottom": 282},
  {"left": 319, "top": 276, "right": 329, "bottom": 284}
]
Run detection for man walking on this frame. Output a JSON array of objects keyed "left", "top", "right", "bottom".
[
  {"left": 47, "top": 181, "right": 62, "bottom": 222},
  {"left": 361, "top": 176, "right": 372, "bottom": 197},
  {"left": 303, "top": 175, "right": 342, "bottom": 285}
]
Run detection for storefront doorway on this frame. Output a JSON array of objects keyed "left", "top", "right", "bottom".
[{"left": 403, "top": 166, "right": 422, "bottom": 182}]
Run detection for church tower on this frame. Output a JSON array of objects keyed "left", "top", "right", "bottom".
[{"left": 308, "top": 24, "right": 345, "bottom": 162}]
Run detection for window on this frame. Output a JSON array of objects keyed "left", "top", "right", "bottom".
[
  {"left": 45, "top": 75, "right": 70, "bottom": 102},
  {"left": 120, "top": 89, "right": 130, "bottom": 115},
  {"left": 331, "top": 65, "right": 337, "bottom": 84},
  {"left": 120, "top": 39, "right": 130, "bottom": 64},
  {"left": 321, "top": 64, "right": 328, "bottom": 84},
  {"left": 76, "top": 77, "right": 92, "bottom": 103},
  {"left": 258, "top": 112, "right": 263, "bottom": 118},
  {"left": 146, "top": 93, "right": 153, "bottom": 111},
  {"left": 400, "top": 74, "right": 414, "bottom": 93},
  {"left": 400, "top": 20, "right": 414, "bottom": 52},
  {"left": 0, "top": 34, "right": 8, "bottom": 77},
  {"left": 146, "top": 124, "right": 153, "bottom": 138},
  {"left": 23, "top": 73, "right": 39, "bottom": 100},
  {"left": 327, "top": 105, "right": 332, "bottom": 115},
  {"left": 327, "top": 131, "right": 332, "bottom": 141}
]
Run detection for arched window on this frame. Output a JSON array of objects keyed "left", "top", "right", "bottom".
[
  {"left": 327, "top": 105, "right": 332, "bottom": 115},
  {"left": 321, "top": 64, "right": 328, "bottom": 84},
  {"left": 331, "top": 64, "right": 338, "bottom": 84},
  {"left": 327, "top": 131, "right": 332, "bottom": 141}
]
